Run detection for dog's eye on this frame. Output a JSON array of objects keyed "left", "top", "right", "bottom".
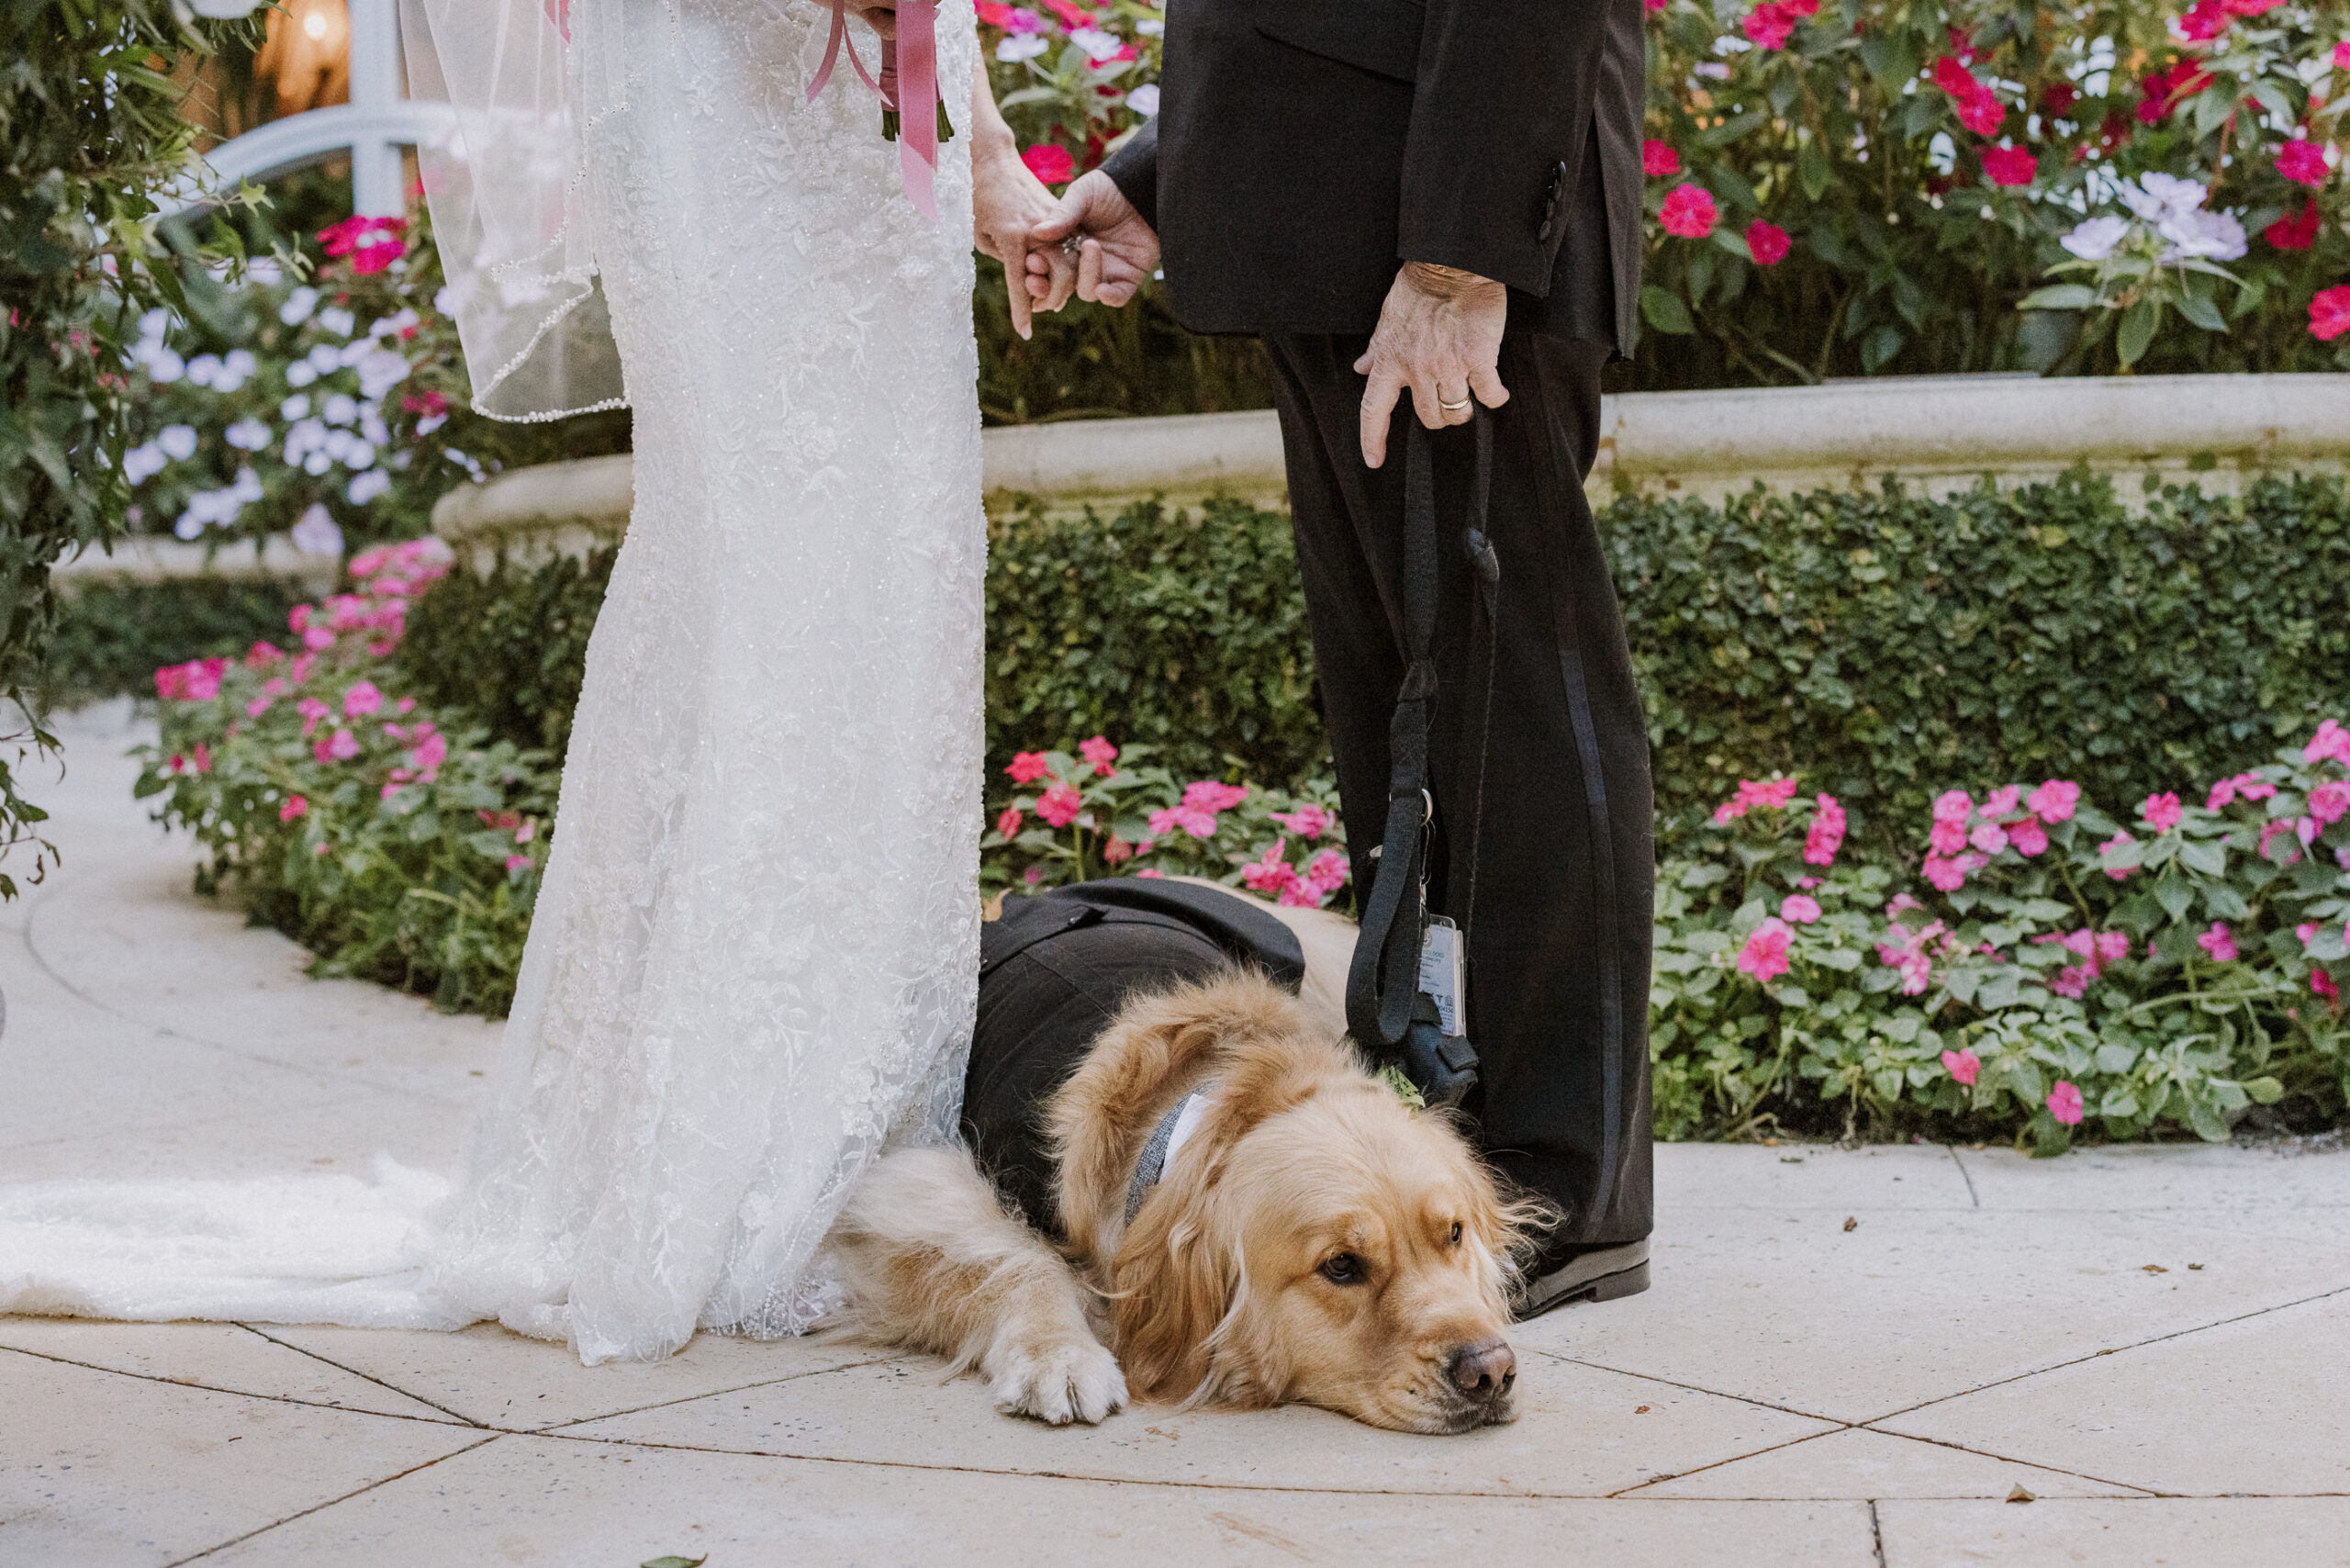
[
  {"left": 1449, "top": 1221, "right": 1462, "bottom": 1247},
  {"left": 1318, "top": 1252, "right": 1366, "bottom": 1285}
]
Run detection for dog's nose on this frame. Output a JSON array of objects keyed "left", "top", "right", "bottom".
[{"left": 1449, "top": 1339, "right": 1516, "bottom": 1399}]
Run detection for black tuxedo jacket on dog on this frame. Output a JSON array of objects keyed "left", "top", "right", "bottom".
[{"left": 1101, "top": 0, "right": 1646, "bottom": 353}]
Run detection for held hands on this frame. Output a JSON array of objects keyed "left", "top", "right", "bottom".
[
  {"left": 1354, "top": 263, "right": 1508, "bottom": 469},
  {"left": 1027, "top": 171, "right": 1160, "bottom": 310}
]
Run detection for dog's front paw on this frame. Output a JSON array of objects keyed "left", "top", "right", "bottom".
[{"left": 989, "top": 1331, "right": 1128, "bottom": 1426}]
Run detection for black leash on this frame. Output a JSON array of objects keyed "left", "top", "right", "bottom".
[{"left": 1344, "top": 410, "right": 1496, "bottom": 1109}]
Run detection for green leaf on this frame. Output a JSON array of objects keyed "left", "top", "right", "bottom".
[
  {"left": 1697, "top": 109, "right": 1769, "bottom": 148},
  {"left": 1859, "top": 26, "right": 1920, "bottom": 95},
  {"left": 2244, "top": 1076, "right": 2286, "bottom": 1106},
  {"left": 2178, "top": 839, "right": 2227, "bottom": 878},
  {"left": 642, "top": 1558, "right": 709, "bottom": 1568},
  {"left": 2019, "top": 284, "right": 2098, "bottom": 312},
  {"left": 2152, "top": 874, "right": 2194, "bottom": 924},
  {"left": 1798, "top": 138, "right": 1832, "bottom": 201},
  {"left": 1640, "top": 286, "right": 1696, "bottom": 336},
  {"left": 2175, "top": 287, "right": 2225, "bottom": 333},
  {"left": 2117, "top": 297, "right": 2160, "bottom": 367}
]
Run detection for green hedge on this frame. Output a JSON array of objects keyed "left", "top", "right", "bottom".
[
  {"left": 65, "top": 473, "right": 2350, "bottom": 837},
  {"left": 45, "top": 576, "right": 308, "bottom": 707}
]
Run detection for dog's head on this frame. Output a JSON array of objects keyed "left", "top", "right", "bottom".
[{"left": 1095, "top": 984, "right": 1546, "bottom": 1433}]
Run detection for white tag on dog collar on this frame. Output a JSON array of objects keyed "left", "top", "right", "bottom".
[
  {"left": 1163, "top": 1092, "right": 1214, "bottom": 1175},
  {"left": 1419, "top": 916, "right": 1467, "bottom": 1037}
]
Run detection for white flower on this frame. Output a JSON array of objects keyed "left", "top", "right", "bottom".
[
  {"left": 285, "top": 417, "right": 330, "bottom": 465},
  {"left": 213, "top": 349, "right": 257, "bottom": 394},
  {"left": 285, "top": 362, "right": 318, "bottom": 389},
  {"left": 281, "top": 394, "right": 311, "bottom": 420},
  {"left": 304, "top": 451, "right": 333, "bottom": 476},
  {"left": 224, "top": 418, "right": 273, "bottom": 452},
  {"left": 416, "top": 413, "right": 448, "bottom": 436},
  {"left": 289, "top": 503, "right": 345, "bottom": 554},
  {"left": 139, "top": 308, "right": 172, "bottom": 346},
  {"left": 185, "top": 353, "right": 223, "bottom": 387},
  {"left": 1136, "top": 17, "right": 1163, "bottom": 34},
  {"left": 345, "top": 441, "right": 376, "bottom": 471},
  {"left": 157, "top": 424, "right": 199, "bottom": 462},
  {"left": 360, "top": 405, "right": 391, "bottom": 446},
  {"left": 996, "top": 33, "right": 1047, "bottom": 61},
  {"left": 122, "top": 443, "right": 167, "bottom": 485},
  {"left": 245, "top": 257, "right": 282, "bottom": 287},
  {"left": 368, "top": 309, "right": 420, "bottom": 341},
  {"left": 316, "top": 306, "right": 356, "bottom": 339},
  {"left": 2121, "top": 173, "right": 2207, "bottom": 222},
  {"left": 347, "top": 470, "right": 393, "bottom": 505},
  {"left": 324, "top": 429, "right": 358, "bottom": 464},
  {"left": 323, "top": 394, "right": 359, "bottom": 427},
  {"left": 229, "top": 467, "right": 263, "bottom": 504},
  {"left": 433, "top": 286, "right": 457, "bottom": 316},
  {"left": 145, "top": 349, "right": 185, "bottom": 384},
  {"left": 1127, "top": 84, "right": 1161, "bottom": 117},
  {"left": 1069, "top": 26, "right": 1124, "bottom": 60},
  {"left": 307, "top": 344, "right": 341, "bottom": 375},
  {"left": 2157, "top": 207, "right": 2247, "bottom": 262},
  {"left": 2060, "top": 215, "right": 2132, "bottom": 260},
  {"left": 355, "top": 348, "right": 412, "bottom": 400},
  {"left": 279, "top": 287, "right": 319, "bottom": 327}
]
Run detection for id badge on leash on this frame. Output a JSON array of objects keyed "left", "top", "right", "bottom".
[{"left": 1419, "top": 916, "right": 1467, "bottom": 1038}]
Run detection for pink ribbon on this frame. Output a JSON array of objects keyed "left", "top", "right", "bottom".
[{"left": 807, "top": 0, "right": 945, "bottom": 221}]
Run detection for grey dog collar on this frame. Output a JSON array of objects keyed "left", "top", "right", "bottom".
[{"left": 1124, "top": 1091, "right": 1207, "bottom": 1225}]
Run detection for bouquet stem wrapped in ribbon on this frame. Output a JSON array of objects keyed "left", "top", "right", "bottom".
[{"left": 808, "top": 0, "right": 956, "bottom": 220}]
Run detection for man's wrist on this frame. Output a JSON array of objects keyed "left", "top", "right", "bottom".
[{"left": 1402, "top": 261, "right": 1502, "bottom": 300}]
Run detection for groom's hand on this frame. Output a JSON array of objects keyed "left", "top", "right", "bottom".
[
  {"left": 1354, "top": 263, "right": 1509, "bottom": 469},
  {"left": 1028, "top": 171, "right": 1159, "bottom": 310}
]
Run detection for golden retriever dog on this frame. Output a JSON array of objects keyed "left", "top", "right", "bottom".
[{"left": 826, "top": 950, "right": 1546, "bottom": 1433}]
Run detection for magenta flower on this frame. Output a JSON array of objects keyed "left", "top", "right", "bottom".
[
  {"left": 1780, "top": 893, "right": 1823, "bottom": 924},
  {"left": 1304, "top": 848, "right": 1350, "bottom": 893},
  {"left": 2316, "top": 968, "right": 2341, "bottom": 1002},
  {"left": 1272, "top": 803, "right": 1335, "bottom": 840},
  {"left": 2046, "top": 1081, "right": 2085, "bottom": 1126},
  {"left": 1241, "top": 838, "right": 1298, "bottom": 896},
  {"left": 2197, "top": 922, "right": 2240, "bottom": 962},
  {"left": 1078, "top": 735, "right": 1120, "bottom": 776},
  {"left": 1036, "top": 784, "right": 1084, "bottom": 828},
  {"left": 1147, "top": 804, "right": 1219, "bottom": 840},
  {"left": 409, "top": 732, "right": 448, "bottom": 777},
  {"left": 1742, "top": 1, "right": 1795, "bottom": 50},
  {"left": 1929, "top": 817, "right": 1969, "bottom": 856},
  {"left": 1182, "top": 780, "right": 1248, "bottom": 812},
  {"left": 2177, "top": 0, "right": 2230, "bottom": 39},
  {"left": 1642, "top": 140, "right": 1682, "bottom": 177},
  {"left": 1022, "top": 144, "right": 1076, "bottom": 185},
  {"left": 246, "top": 641, "right": 283, "bottom": 668},
  {"left": 279, "top": 795, "right": 308, "bottom": 822},
  {"left": 2051, "top": 964, "right": 2093, "bottom": 999},
  {"left": 2311, "top": 286, "right": 2350, "bottom": 342},
  {"left": 1942, "top": 1047, "right": 1981, "bottom": 1086},
  {"left": 1983, "top": 146, "right": 2038, "bottom": 186},
  {"left": 2277, "top": 138, "right": 2330, "bottom": 189},
  {"left": 2338, "top": 41, "right": 2350, "bottom": 71},
  {"left": 296, "top": 697, "right": 331, "bottom": 739},
  {"left": 1969, "top": 820, "right": 2010, "bottom": 856},
  {"left": 2097, "top": 931, "right": 2132, "bottom": 965},
  {"left": 1714, "top": 776, "right": 1799, "bottom": 823},
  {"left": 2140, "top": 791, "right": 2184, "bottom": 832},
  {"left": 2028, "top": 779, "right": 2080, "bottom": 823},
  {"left": 1803, "top": 792, "right": 1846, "bottom": 865},
  {"left": 314, "top": 727, "right": 360, "bottom": 764},
  {"left": 1660, "top": 184, "right": 1718, "bottom": 239},
  {"left": 343, "top": 680, "right": 384, "bottom": 719},
  {"left": 1745, "top": 219, "right": 1792, "bottom": 266},
  {"left": 995, "top": 806, "right": 1024, "bottom": 839},
  {"left": 1738, "top": 918, "right": 1794, "bottom": 983},
  {"left": 1005, "top": 751, "right": 1052, "bottom": 784},
  {"left": 2306, "top": 720, "right": 2350, "bottom": 767},
  {"left": 2310, "top": 779, "right": 2350, "bottom": 826},
  {"left": 1923, "top": 852, "right": 1970, "bottom": 892},
  {"left": 1931, "top": 789, "right": 1974, "bottom": 823},
  {"left": 505, "top": 854, "right": 533, "bottom": 873},
  {"left": 2006, "top": 815, "right": 2049, "bottom": 857}
]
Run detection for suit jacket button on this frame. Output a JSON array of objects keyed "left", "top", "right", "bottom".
[{"left": 1537, "top": 218, "right": 1554, "bottom": 243}]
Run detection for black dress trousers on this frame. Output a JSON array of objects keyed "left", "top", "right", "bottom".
[{"left": 1259, "top": 333, "right": 1654, "bottom": 1244}]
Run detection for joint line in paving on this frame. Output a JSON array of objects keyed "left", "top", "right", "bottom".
[
  {"left": 238, "top": 1322, "right": 487, "bottom": 1427},
  {"left": 0, "top": 1340, "right": 473, "bottom": 1430},
  {"left": 163, "top": 1433, "right": 504, "bottom": 1567},
  {"left": 527, "top": 1353, "right": 901, "bottom": 1433},
  {"left": 1868, "top": 1499, "right": 1886, "bottom": 1567},
  {"left": 1946, "top": 1144, "right": 1981, "bottom": 1207},
  {"left": 1525, "top": 1346, "right": 1851, "bottom": 1428}
]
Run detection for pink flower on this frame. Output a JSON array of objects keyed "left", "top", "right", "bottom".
[
  {"left": 1036, "top": 784, "right": 1084, "bottom": 828},
  {"left": 1242, "top": 839, "right": 1299, "bottom": 896},
  {"left": 2277, "top": 138, "right": 2330, "bottom": 189},
  {"left": 1021, "top": 144, "right": 1076, "bottom": 185},
  {"left": 1929, "top": 817, "right": 1969, "bottom": 856},
  {"left": 2309, "top": 779, "right": 2350, "bottom": 825},
  {"left": 2006, "top": 815, "right": 2049, "bottom": 857},
  {"left": 302, "top": 625, "right": 336, "bottom": 652},
  {"left": 1642, "top": 140, "right": 1682, "bottom": 177},
  {"left": 1006, "top": 752, "right": 1053, "bottom": 784},
  {"left": 1803, "top": 793, "right": 1846, "bottom": 865},
  {"left": 1969, "top": 820, "right": 2010, "bottom": 856},
  {"left": 1780, "top": 893, "right": 1823, "bottom": 924},
  {"left": 2098, "top": 931, "right": 2132, "bottom": 965},
  {"left": 2311, "top": 286, "right": 2350, "bottom": 342},
  {"left": 1983, "top": 146, "right": 2038, "bottom": 186},
  {"left": 2099, "top": 830, "right": 2138, "bottom": 879},
  {"left": 246, "top": 697, "right": 272, "bottom": 718},
  {"left": 1742, "top": 1, "right": 1795, "bottom": 50},
  {"left": 1931, "top": 790, "right": 1974, "bottom": 823},
  {"left": 995, "top": 807, "right": 1024, "bottom": 839},
  {"left": 1923, "top": 852, "right": 1971, "bottom": 892},
  {"left": 409, "top": 732, "right": 448, "bottom": 777},
  {"left": 1078, "top": 735, "right": 1119, "bottom": 776},
  {"left": 2298, "top": 921, "right": 2321, "bottom": 946},
  {"left": 343, "top": 680, "right": 384, "bottom": 718},
  {"left": 1745, "top": 220, "right": 1792, "bottom": 266},
  {"left": 262, "top": 677, "right": 286, "bottom": 698},
  {"left": 1660, "top": 184, "right": 1718, "bottom": 239},
  {"left": 1645, "top": 0, "right": 1665, "bottom": 10},
  {"left": 396, "top": 696, "right": 417, "bottom": 715},
  {"left": 2338, "top": 41, "right": 2350, "bottom": 72},
  {"left": 1304, "top": 848, "right": 1350, "bottom": 893},
  {"left": 1102, "top": 835, "right": 1134, "bottom": 864},
  {"left": 1147, "top": 805, "right": 1220, "bottom": 840},
  {"left": 2051, "top": 964, "right": 2094, "bottom": 999},
  {"left": 1982, "top": 785, "right": 2022, "bottom": 817},
  {"left": 1714, "top": 777, "right": 1800, "bottom": 824},
  {"left": 2259, "top": 818, "right": 2303, "bottom": 865},
  {"left": 506, "top": 854, "right": 533, "bottom": 873},
  {"left": 1135, "top": 868, "right": 1166, "bottom": 879},
  {"left": 2197, "top": 922, "right": 2240, "bottom": 962},
  {"left": 2314, "top": 968, "right": 2341, "bottom": 1003},
  {"left": 2028, "top": 779, "right": 2079, "bottom": 823},
  {"left": 279, "top": 795, "right": 308, "bottom": 822},
  {"left": 296, "top": 697, "right": 332, "bottom": 738},
  {"left": 319, "top": 215, "right": 406, "bottom": 273},
  {"left": 315, "top": 727, "right": 360, "bottom": 764},
  {"left": 2268, "top": 200, "right": 2323, "bottom": 251},
  {"left": 1942, "top": 1048, "right": 1981, "bottom": 1086},
  {"left": 246, "top": 641, "right": 283, "bottom": 668},
  {"left": 2306, "top": 720, "right": 2350, "bottom": 767},
  {"left": 1738, "top": 918, "right": 1794, "bottom": 983},
  {"left": 2178, "top": 0, "right": 2233, "bottom": 39},
  {"left": 2140, "top": 791, "right": 2184, "bottom": 832},
  {"left": 2046, "top": 1081, "right": 2085, "bottom": 1126},
  {"left": 1272, "top": 803, "right": 1335, "bottom": 840},
  {"left": 1181, "top": 780, "right": 1248, "bottom": 812}
]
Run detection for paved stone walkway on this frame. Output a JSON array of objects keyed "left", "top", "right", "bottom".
[{"left": 4, "top": 702, "right": 2347, "bottom": 1567}]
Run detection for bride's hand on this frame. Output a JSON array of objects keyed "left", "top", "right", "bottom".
[{"left": 972, "top": 136, "right": 1073, "bottom": 341}]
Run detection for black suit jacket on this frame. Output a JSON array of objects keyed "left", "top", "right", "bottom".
[{"left": 1102, "top": 0, "right": 1645, "bottom": 355}]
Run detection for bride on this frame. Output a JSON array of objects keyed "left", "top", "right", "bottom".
[{"left": 0, "top": 0, "right": 1072, "bottom": 1364}]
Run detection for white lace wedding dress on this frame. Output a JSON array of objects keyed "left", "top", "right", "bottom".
[{"left": 0, "top": 0, "right": 985, "bottom": 1364}]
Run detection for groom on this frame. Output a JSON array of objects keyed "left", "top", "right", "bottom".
[{"left": 1031, "top": 0, "right": 1654, "bottom": 1311}]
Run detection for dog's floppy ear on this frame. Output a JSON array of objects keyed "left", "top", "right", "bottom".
[{"left": 1108, "top": 1195, "right": 1255, "bottom": 1406}]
